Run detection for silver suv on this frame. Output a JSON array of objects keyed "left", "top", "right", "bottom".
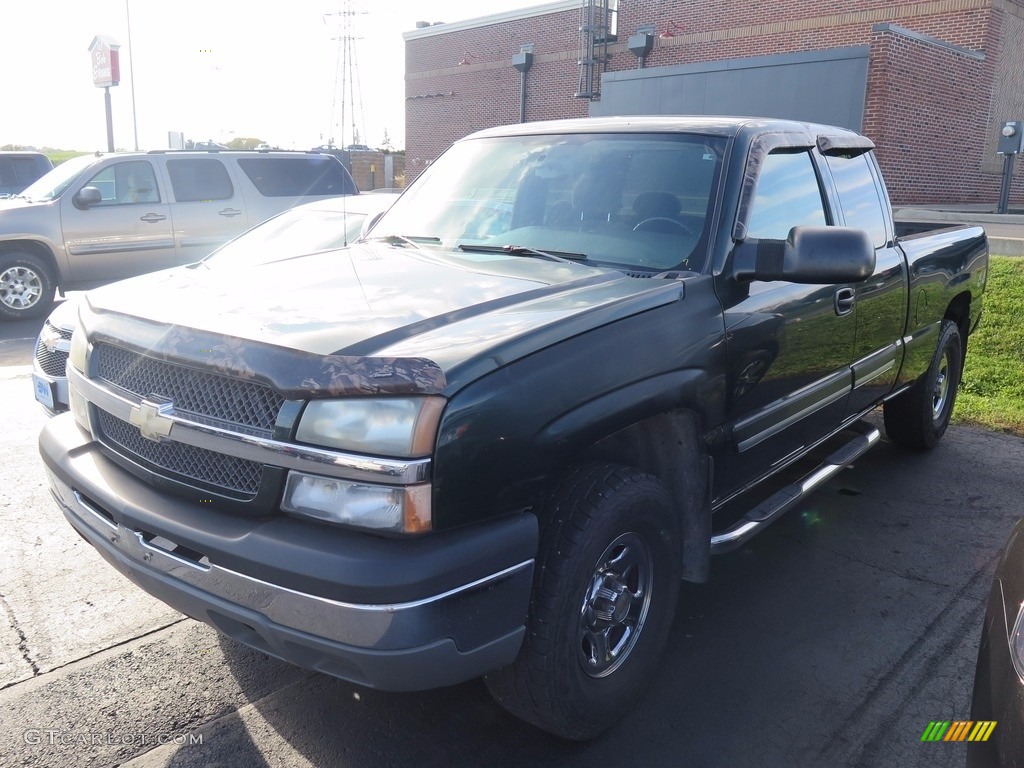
[{"left": 0, "top": 150, "right": 357, "bottom": 319}]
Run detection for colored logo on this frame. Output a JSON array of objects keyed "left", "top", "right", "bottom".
[{"left": 921, "top": 721, "right": 996, "bottom": 742}]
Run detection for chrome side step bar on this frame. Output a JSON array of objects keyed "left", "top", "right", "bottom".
[{"left": 709, "top": 421, "right": 881, "bottom": 555}]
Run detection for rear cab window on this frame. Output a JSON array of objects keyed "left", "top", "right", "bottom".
[{"left": 824, "top": 152, "right": 888, "bottom": 248}]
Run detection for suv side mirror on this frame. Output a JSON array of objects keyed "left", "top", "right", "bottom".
[
  {"left": 73, "top": 186, "right": 103, "bottom": 209},
  {"left": 732, "top": 226, "right": 875, "bottom": 284}
]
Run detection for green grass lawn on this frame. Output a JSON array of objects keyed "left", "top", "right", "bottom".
[
  {"left": 45, "top": 150, "right": 91, "bottom": 166},
  {"left": 954, "top": 255, "right": 1024, "bottom": 436}
]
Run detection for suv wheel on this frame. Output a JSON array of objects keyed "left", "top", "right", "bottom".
[{"left": 0, "top": 252, "right": 55, "bottom": 320}]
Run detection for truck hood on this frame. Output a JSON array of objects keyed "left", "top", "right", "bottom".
[{"left": 85, "top": 242, "right": 684, "bottom": 388}]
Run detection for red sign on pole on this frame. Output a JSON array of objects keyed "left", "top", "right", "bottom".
[{"left": 89, "top": 35, "right": 121, "bottom": 88}]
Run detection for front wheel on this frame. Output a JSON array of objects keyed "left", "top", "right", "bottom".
[
  {"left": 883, "top": 319, "right": 963, "bottom": 449},
  {"left": 484, "top": 463, "right": 682, "bottom": 740},
  {"left": 0, "top": 252, "right": 56, "bottom": 320}
]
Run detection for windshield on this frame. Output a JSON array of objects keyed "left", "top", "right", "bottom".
[
  {"left": 371, "top": 132, "right": 726, "bottom": 272},
  {"left": 18, "top": 154, "right": 103, "bottom": 201}
]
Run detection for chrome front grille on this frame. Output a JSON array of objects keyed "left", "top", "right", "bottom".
[
  {"left": 95, "top": 408, "right": 264, "bottom": 498},
  {"left": 94, "top": 344, "right": 284, "bottom": 433},
  {"left": 89, "top": 343, "right": 284, "bottom": 500},
  {"left": 34, "top": 321, "right": 72, "bottom": 377}
]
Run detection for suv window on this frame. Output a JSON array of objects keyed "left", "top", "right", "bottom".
[
  {"left": 84, "top": 160, "right": 160, "bottom": 205},
  {"left": 746, "top": 151, "right": 827, "bottom": 240},
  {"left": 236, "top": 157, "right": 357, "bottom": 197},
  {"left": 0, "top": 158, "right": 40, "bottom": 186},
  {"left": 0, "top": 154, "right": 52, "bottom": 195},
  {"left": 167, "top": 158, "right": 234, "bottom": 202},
  {"left": 825, "top": 152, "right": 887, "bottom": 248}
]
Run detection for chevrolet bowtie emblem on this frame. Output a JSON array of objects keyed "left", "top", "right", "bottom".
[
  {"left": 128, "top": 398, "right": 175, "bottom": 442},
  {"left": 40, "top": 326, "right": 69, "bottom": 355}
]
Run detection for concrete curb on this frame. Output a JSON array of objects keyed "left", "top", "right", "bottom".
[
  {"left": 895, "top": 207, "right": 1024, "bottom": 226},
  {"left": 990, "top": 237, "right": 1024, "bottom": 257},
  {"left": 893, "top": 207, "right": 1024, "bottom": 256}
]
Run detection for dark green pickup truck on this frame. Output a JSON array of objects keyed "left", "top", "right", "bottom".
[{"left": 40, "top": 116, "right": 987, "bottom": 740}]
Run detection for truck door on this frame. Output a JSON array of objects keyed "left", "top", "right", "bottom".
[
  {"left": 821, "top": 149, "right": 907, "bottom": 415},
  {"left": 713, "top": 146, "right": 856, "bottom": 503},
  {"left": 60, "top": 159, "right": 177, "bottom": 285}
]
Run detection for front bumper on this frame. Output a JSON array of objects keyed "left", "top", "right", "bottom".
[{"left": 41, "top": 414, "right": 537, "bottom": 691}]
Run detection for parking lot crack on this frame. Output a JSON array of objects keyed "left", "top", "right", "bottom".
[{"left": 0, "top": 590, "right": 39, "bottom": 677}]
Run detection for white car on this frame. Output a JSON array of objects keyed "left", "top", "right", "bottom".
[{"left": 32, "top": 191, "right": 399, "bottom": 414}]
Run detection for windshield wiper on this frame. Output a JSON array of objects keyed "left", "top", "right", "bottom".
[
  {"left": 457, "top": 244, "right": 588, "bottom": 264},
  {"left": 371, "top": 234, "right": 441, "bottom": 247}
]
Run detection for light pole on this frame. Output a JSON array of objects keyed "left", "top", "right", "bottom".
[{"left": 126, "top": 0, "right": 139, "bottom": 150}]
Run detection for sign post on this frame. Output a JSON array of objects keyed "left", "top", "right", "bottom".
[{"left": 89, "top": 35, "right": 121, "bottom": 152}]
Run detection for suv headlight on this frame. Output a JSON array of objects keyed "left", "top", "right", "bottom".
[{"left": 296, "top": 396, "right": 445, "bottom": 457}]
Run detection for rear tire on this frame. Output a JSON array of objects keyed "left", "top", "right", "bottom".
[
  {"left": 484, "top": 462, "right": 682, "bottom": 740},
  {"left": 883, "top": 319, "right": 962, "bottom": 449},
  {"left": 0, "top": 252, "right": 56, "bottom": 320}
]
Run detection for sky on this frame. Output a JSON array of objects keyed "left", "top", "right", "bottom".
[{"left": 1, "top": 0, "right": 543, "bottom": 153}]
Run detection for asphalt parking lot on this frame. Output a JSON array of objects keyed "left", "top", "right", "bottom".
[{"left": 0, "top": 303, "right": 1021, "bottom": 767}]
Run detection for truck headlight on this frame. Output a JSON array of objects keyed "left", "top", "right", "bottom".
[
  {"left": 69, "top": 326, "right": 88, "bottom": 372},
  {"left": 281, "top": 471, "right": 431, "bottom": 533},
  {"left": 296, "top": 396, "right": 444, "bottom": 457}
]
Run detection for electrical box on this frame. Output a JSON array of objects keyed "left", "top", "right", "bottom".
[{"left": 998, "top": 121, "right": 1024, "bottom": 155}]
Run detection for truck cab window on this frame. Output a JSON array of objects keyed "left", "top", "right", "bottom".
[
  {"left": 746, "top": 151, "right": 827, "bottom": 240},
  {"left": 825, "top": 153, "right": 887, "bottom": 248}
]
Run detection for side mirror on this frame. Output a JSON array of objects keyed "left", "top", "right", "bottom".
[
  {"left": 73, "top": 186, "right": 103, "bottom": 209},
  {"left": 732, "top": 226, "right": 875, "bottom": 284}
]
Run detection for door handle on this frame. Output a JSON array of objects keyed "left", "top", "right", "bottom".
[
  {"left": 218, "top": 208, "right": 243, "bottom": 218},
  {"left": 834, "top": 287, "right": 856, "bottom": 316},
  {"left": 139, "top": 213, "right": 167, "bottom": 223}
]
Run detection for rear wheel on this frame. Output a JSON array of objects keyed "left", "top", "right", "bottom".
[
  {"left": 484, "top": 462, "right": 682, "bottom": 740},
  {"left": 883, "top": 319, "right": 963, "bottom": 449},
  {"left": 0, "top": 252, "right": 56, "bottom": 320}
]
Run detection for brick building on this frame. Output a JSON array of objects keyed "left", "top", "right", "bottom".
[{"left": 403, "top": 0, "right": 1024, "bottom": 206}]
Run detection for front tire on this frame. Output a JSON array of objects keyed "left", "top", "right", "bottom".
[
  {"left": 883, "top": 319, "right": 963, "bottom": 449},
  {"left": 484, "top": 463, "right": 682, "bottom": 740},
  {"left": 0, "top": 252, "right": 56, "bottom": 320}
]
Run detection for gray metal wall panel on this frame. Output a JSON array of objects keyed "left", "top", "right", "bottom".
[{"left": 594, "top": 47, "right": 869, "bottom": 131}]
